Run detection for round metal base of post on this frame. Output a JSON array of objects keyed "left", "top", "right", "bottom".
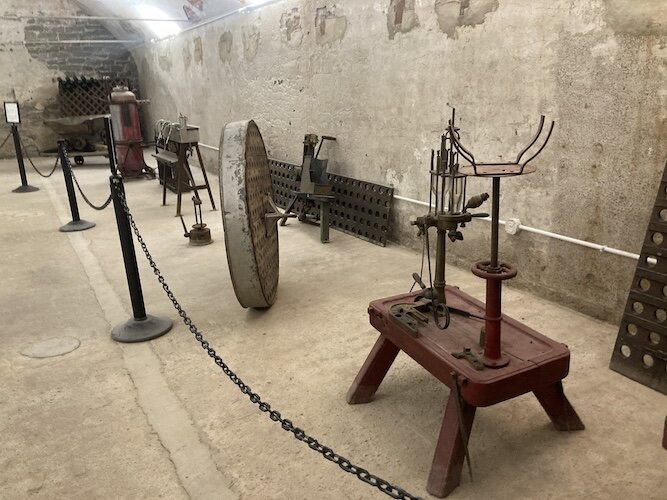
[
  {"left": 111, "top": 314, "right": 173, "bottom": 343},
  {"left": 12, "top": 185, "right": 39, "bottom": 193},
  {"left": 59, "top": 219, "right": 96, "bottom": 232},
  {"left": 481, "top": 352, "right": 510, "bottom": 368},
  {"left": 188, "top": 224, "right": 212, "bottom": 246}
]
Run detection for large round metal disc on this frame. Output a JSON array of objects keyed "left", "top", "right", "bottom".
[{"left": 219, "top": 120, "right": 279, "bottom": 308}]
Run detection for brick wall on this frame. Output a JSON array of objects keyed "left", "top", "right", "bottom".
[
  {"left": 23, "top": 18, "right": 137, "bottom": 78},
  {"left": 0, "top": 11, "right": 139, "bottom": 157}
]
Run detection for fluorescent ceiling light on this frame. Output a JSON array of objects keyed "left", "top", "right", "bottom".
[
  {"left": 136, "top": 4, "right": 181, "bottom": 38},
  {"left": 239, "top": 0, "right": 277, "bottom": 11}
]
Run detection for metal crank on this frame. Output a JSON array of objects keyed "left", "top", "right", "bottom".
[{"left": 265, "top": 194, "right": 295, "bottom": 235}]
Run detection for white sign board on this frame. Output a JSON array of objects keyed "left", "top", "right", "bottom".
[{"left": 4, "top": 102, "right": 20, "bottom": 124}]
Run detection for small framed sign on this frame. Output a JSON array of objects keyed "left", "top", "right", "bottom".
[{"left": 4, "top": 101, "right": 20, "bottom": 124}]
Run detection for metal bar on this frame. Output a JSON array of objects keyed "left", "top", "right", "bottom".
[
  {"left": 320, "top": 201, "right": 330, "bottom": 243},
  {"left": 483, "top": 279, "right": 503, "bottom": 360},
  {"left": 514, "top": 115, "right": 545, "bottom": 164},
  {"left": 521, "top": 120, "right": 555, "bottom": 171},
  {"left": 11, "top": 125, "right": 28, "bottom": 187},
  {"left": 448, "top": 125, "right": 476, "bottom": 169},
  {"left": 435, "top": 151, "right": 440, "bottom": 213},
  {"left": 57, "top": 141, "right": 80, "bottom": 222},
  {"left": 490, "top": 177, "right": 500, "bottom": 268},
  {"left": 429, "top": 149, "right": 434, "bottom": 213},
  {"left": 106, "top": 117, "right": 147, "bottom": 321},
  {"left": 194, "top": 144, "right": 216, "bottom": 210},
  {"left": 434, "top": 230, "right": 446, "bottom": 302},
  {"left": 105, "top": 117, "right": 119, "bottom": 175}
]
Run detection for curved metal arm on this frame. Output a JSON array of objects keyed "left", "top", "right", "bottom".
[
  {"left": 448, "top": 114, "right": 555, "bottom": 176},
  {"left": 448, "top": 123, "right": 476, "bottom": 171},
  {"left": 515, "top": 115, "right": 545, "bottom": 164},
  {"left": 518, "top": 119, "right": 555, "bottom": 174}
]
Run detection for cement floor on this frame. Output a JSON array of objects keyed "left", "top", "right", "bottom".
[{"left": 0, "top": 155, "right": 665, "bottom": 500}]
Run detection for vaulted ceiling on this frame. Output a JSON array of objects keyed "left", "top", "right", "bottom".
[{"left": 72, "top": 0, "right": 276, "bottom": 42}]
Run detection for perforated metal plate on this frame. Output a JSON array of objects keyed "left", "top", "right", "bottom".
[
  {"left": 270, "top": 160, "right": 394, "bottom": 246},
  {"left": 220, "top": 120, "right": 279, "bottom": 308},
  {"left": 610, "top": 161, "right": 667, "bottom": 394}
]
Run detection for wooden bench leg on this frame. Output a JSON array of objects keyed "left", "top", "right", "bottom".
[
  {"left": 533, "top": 381, "right": 585, "bottom": 431},
  {"left": 195, "top": 144, "right": 216, "bottom": 210},
  {"left": 426, "top": 391, "right": 476, "bottom": 497},
  {"left": 346, "top": 335, "right": 399, "bottom": 404}
]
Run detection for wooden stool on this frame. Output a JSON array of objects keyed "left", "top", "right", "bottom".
[
  {"left": 154, "top": 126, "right": 216, "bottom": 216},
  {"left": 347, "top": 287, "right": 584, "bottom": 497}
]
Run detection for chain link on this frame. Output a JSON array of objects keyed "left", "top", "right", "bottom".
[
  {"left": 0, "top": 131, "right": 11, "bottom": 151},
  {"left": 112, "top": 180, "right": 421, "bottom": 500},
  {"left": 18, "top": 135, "right": 59, "bottom": 178},
  {"left": 63, "top": 152, "right": 112, "bottom": 211}
]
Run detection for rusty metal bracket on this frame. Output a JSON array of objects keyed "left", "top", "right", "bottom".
[
  {"left": 265, "top": 194, "right": 295, "bottom": 236},
  {"left": 452, "top": 348, "right": 485, "bottom": 371},
  {"left": 389, "top": 303, "right": 429, "bottom": 338}
]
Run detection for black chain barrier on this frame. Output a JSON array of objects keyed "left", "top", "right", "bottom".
[
  {"left": 0, "top": 131, "right": 11, "bottom": 151},
  {"left": 18, "top": 136, "right": 60, "bottom": 178},
  {"left": 112, "top": 178, "right": 422, "bottom": 500},
  {"left": 64, "top": 154, "right": 112, "bottom": 211}
]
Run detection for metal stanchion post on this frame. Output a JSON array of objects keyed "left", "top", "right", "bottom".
[
  {"left": 105, "top": 117, "right": 173, "bottom": 342},
  {"left": 57, "top": 140, "right": 95, "bottom": 232},
  {"left": 11, "top": 124, "right": 38, "bottom": 193}
]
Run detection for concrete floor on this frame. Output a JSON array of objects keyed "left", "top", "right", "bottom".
[{"left": 1, "top": 154, "right": 665, "bottom": 500}]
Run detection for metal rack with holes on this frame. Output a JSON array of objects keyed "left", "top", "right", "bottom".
[{"left": 610, "top": 161, "right": 667, "bottom": 394}]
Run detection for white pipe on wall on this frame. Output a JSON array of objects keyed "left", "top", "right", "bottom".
[
  {"left": 199, "top": 145, "right": 644, "bottom": 262},
  {"left": 199, "top": 143, "right": 218, "bottom": 152},
  {"left": 394, "top": 195, "right": 642, "bottom": 261}
]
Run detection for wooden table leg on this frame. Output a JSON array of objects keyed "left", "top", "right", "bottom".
[
  {"left": 427, "top": 391, "right": 476, "bottom": 498},
  {"left": 195, "top": 144, "right": 216, "bottom": 210},
  {"left": 176, "top": 148, "right": 185, "bottom": 217},
  {"left": 162, "top": 166, "right": 168, "bottom": 206},
  {"left": 183, "top": 158, "right": 202, "bottom": 202},
  {"left": 533, "top": 381, "right": 585, "bottom": 431},
  {"left": 346, "top": 335, "right": 399, "bottom": 404}
]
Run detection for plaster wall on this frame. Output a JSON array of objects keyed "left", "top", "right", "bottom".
[
  {"left": 134, "top": 0, "right": 667, "bottom": 324},
  {"left": 0, "top": 0, "right": 137, "bottom": 156}
]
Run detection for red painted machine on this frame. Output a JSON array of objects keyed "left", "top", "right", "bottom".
[
  {"left": 109, "top": 86, "right": 154, "bottom": 178},
  {"left": 347, "top": 110, "right": 584, "bottom": 497}
]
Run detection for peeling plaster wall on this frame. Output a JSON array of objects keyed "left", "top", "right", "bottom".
[
  {"left": 134, "top": 0, "right": 667, "bottom": 324},
  {"left": 0, "top": 0, "right": 138, "bottom": 156}
]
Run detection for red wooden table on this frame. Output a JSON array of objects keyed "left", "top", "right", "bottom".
[{"left": 347, "top": 287, "right": 584, "bottom": 497}]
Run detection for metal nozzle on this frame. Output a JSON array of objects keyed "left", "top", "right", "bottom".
[{"left": 464, "top": 192, "right": 489, "bottom": 211}]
